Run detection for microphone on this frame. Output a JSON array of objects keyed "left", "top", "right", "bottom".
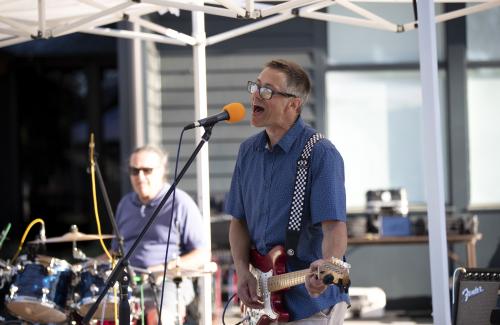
[
  {"left": 40, "top": 223, "right": 46, "bottom": 243},
  {"left": 184, "top": 102, "right": 245, "bottom": 130}
]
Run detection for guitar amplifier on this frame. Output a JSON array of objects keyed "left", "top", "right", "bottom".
[{"left": 452, "top": 268, "right": 500, "bottom": 325}]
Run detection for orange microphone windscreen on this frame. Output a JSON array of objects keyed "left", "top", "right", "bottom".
[{"left": 223, "top": 102, "right": 245, "bottom": 123}]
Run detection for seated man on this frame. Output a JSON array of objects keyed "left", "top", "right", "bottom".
[{"left": 112, "top": 145, "right": 210, "bottom": 324}]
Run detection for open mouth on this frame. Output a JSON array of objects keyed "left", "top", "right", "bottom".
[{"left": 253, "top": 104, "right": 265, "bottom": 113}]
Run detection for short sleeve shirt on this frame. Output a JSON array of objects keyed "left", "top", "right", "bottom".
[
  {"left": 112, "top": 184, "right": 207, "bottom": 269},
  {"left": 224, "top": 117, "right": 349, "bottom": 320}
]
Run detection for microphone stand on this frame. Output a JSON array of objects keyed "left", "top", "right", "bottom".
[
  {"left": 92, "top": 154, "right": 136, "bottom": 287},
  {"left": 95, "top": 154, "right": 162, "bottom": 320},
  {"left": 82, "top": 125, "right": 214, "bottom": 324}
]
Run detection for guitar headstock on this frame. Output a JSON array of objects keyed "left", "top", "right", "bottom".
[{"left": 319, "top": 258, "right": 351, "bottom": 292}]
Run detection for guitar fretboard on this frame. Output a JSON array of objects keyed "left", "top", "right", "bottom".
[
  {"left": 266, "top": 263, "right": 347, "bottom": 293},
  {"left": 267, "top": 269, "right": 309, "bottom": 292}
]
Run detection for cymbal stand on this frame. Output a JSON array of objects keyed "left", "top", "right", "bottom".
[
  {"left": 119, "top": 270, "right": 130, "bottom": 325},
  {"left": 88, "top": 152, "right": 136, "bottom": 325},
  {"left": 72, "top": 239, "right": 87, "bottom": 260},
  {"left": 92, "top": 155, "right": 136, "bottom": 286},
  {"left": 173, "top": 274, "right": 184, "bottom": 325},
  {"left": 147, "top": 273, "right": 162, "bottom": 322},
  {"left": 82, "top": 125, "right": 214, "bottom": 325}
]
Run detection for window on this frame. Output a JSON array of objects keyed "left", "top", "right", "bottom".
[
  {"left": 467, "top": 6, "right": 500, "bottom": 61},
  {"left": 466, "top": 6, "right": 500, "bottom": 207},
  {"left": 467, "top": 68, "right": 500, "bottom": 207},
  {"left": 326, "top": 70, "right": 448, "bottom": 209}
]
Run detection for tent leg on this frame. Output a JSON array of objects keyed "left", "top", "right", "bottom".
[{"left": 417, "top": 1, "right": 452, "bottom": 325}]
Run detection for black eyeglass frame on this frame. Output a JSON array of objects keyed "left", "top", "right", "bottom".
[
  {"left": 247, "top": 81, "right": 297, "bottom": 100},
  {"left": 129, "top": 166, "right": 156, "bottom": 176}
]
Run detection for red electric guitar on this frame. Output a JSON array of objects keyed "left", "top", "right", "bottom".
[{"left": 241, "top": 246, "right": 351, "bottom": 325}]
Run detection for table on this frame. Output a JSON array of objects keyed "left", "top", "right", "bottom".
[{"left": 348, "top": 233, "right": 483, "bottom": 267}]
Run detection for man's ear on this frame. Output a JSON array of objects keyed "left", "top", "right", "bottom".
[{"left": 288, "top": 97, "right": 302, "bottom": 113}]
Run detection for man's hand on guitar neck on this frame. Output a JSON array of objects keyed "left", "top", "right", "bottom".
[
  {"left": 305, "top": 259, "right": 329, "bottom": 298},
  {"left": 237, "top": 269, "right": 264, "bottom": 309}
]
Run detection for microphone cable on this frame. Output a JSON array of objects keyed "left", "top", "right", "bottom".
[
  {"left": 88, "top": 133, "right": 114, "bottom": 261},
  {"left": 88, "top": 132, "right": 118, "bottom": 322},
  {"left": 158, "top": 126, "right": 186, "bottom": 325},
  {"left": 222, "top": 293, "right": 249, "bottom": 325},
  {"left": 11, "top": 218, "right": 45, "bottom": 263}
]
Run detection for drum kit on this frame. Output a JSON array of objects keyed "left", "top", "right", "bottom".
[{"left": 0, "top": 226, "right": 216, "bottom": 325}]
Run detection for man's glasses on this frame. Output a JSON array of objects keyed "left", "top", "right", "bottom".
[
  {"left": 247, "top": 81, "right": 297, "bottom": 100},
  {"left": 129, "top": 166, "right": 156, "bottom": 176}
]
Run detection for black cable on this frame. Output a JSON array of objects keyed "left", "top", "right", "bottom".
[
  {"left": 83, "top": 126, "right": 213, "bottom": 324},
  {"left": 412, "top": 0, "right": 418, "bottom": 29},
  {"left": 234, "top": 317, "right": 250, "bottom": 325},
  {"left": 222, "top": 293, "right": 237, "bottom": 325},
  {"left": 159, "top": 127, "right": 185, "bottom": 325},
  {"left": 222, "top": 292, "right": 249, "bottom": 325}
]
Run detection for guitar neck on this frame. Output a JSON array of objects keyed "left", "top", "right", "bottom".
[{"left": 267, "top": 269, "right": 310, "bottom": 292}]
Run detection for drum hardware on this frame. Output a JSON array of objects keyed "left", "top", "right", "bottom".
[
  {"left": 0, "top": 261, "right": 12, "bottom": 290},
  {"left": 28, "top": 225, "right": 115, "bottom": 244},
  {"left": 146, "top": 274, "right": 162, "bottom": 322},
  {"left": 8, "top": 284, "right": 18, "bottom": 297},
  {"left": 151, "top": 262, "right": 217, "bottom": 324},
  {"left": 90, "top": 284, "right": 100, "bottom": 295},
  {"left": 1, "top": 255, "right": 217, "bottom": 324},
  {"left": 74, "top": 259, "right": 140, "bottom": 322},
  {"left": 0, "top": 223, "right": 11, "bottom": 252},
  {"left": 5, "top": 257, "right": 73, "bottom": 323},
  {"left": 73, "top": 241, "right": 88, "bottom": 260},
  {"left": 129, "top": 268, "right": 162, "bottom": 323},
  {"left": 119, "top": 271, "right": 131, "bottom": 324},
  {"left": 150, "top": 261, "right": 218, "bottom": 282},
  {"left": 40, "top": 287, "right": 50, "bottom": 303},
  {"left": 173, "top": 274, "right": 184, "bottom": 325}
]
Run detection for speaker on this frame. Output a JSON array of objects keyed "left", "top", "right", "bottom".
[{"left": 453, "top": 268, "right": 500, "bottom": 325}]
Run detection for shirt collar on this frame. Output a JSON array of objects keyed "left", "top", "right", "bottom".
[
  {"left": 131, "top": 183, "right": 170, "bottom": 207},
  {"left": 254, "top": 117, "right": 305, "bottom": 153},
  {"left": 276, "top": 117, "right": 305, "bottom": 153}
]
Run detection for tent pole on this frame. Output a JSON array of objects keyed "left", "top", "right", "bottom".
[
  {"left": 192, "top": 5, "right": 213, "bottom": 325},
  {"left": 131, "top": 21, "right": 146, "bottom": 148},
  {"left": 417, "top": 1, "right": 451, "bottom": 324}
]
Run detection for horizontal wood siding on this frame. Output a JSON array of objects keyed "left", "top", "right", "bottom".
[{"left": 154, "top": 51, "right": 315, "bottom": 206}]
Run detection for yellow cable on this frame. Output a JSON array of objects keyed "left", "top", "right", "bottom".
[
  {"left": 11, "top": 218, "right": 44, "bottom": 263},
  {"left": 89, "top": 133, "right": 113, "bottom": 261},
  {"left": 89, "top": 134, "right": 120, "bottom": 323}
]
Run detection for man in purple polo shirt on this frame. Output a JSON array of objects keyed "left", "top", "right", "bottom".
[
  {"left": 113, "top": 145, "right": 209, "bottom": 324},
  {"left": 225, "top": 59, "right": 350, "bottom": 324}
]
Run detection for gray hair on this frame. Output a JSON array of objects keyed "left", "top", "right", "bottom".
[{"left": 130, "top": 145, "right": 169, "bottom": 180}]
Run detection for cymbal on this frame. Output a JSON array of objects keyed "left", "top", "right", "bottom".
[
  {"left": 29, "top": 231, "right": 114, "bottom": 244},
  {"left": 152, "top": 262, "right": 218, "bottom": 279}
]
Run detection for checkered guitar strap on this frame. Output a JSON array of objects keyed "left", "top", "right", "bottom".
[{"left": 285, "top": 132, "right": 325, "bottom": 258}]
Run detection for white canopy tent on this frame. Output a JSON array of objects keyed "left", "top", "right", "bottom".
[
  {"left": 1, "top": 0, "right": 499, "bottom": 47},
  {"left": 2, "top": 1, "right": 499, "bottom": 324}
]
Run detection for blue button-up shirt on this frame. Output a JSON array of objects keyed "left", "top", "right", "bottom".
[{"left": 225, "top": 118, "right": 349, "bottom": 321}]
